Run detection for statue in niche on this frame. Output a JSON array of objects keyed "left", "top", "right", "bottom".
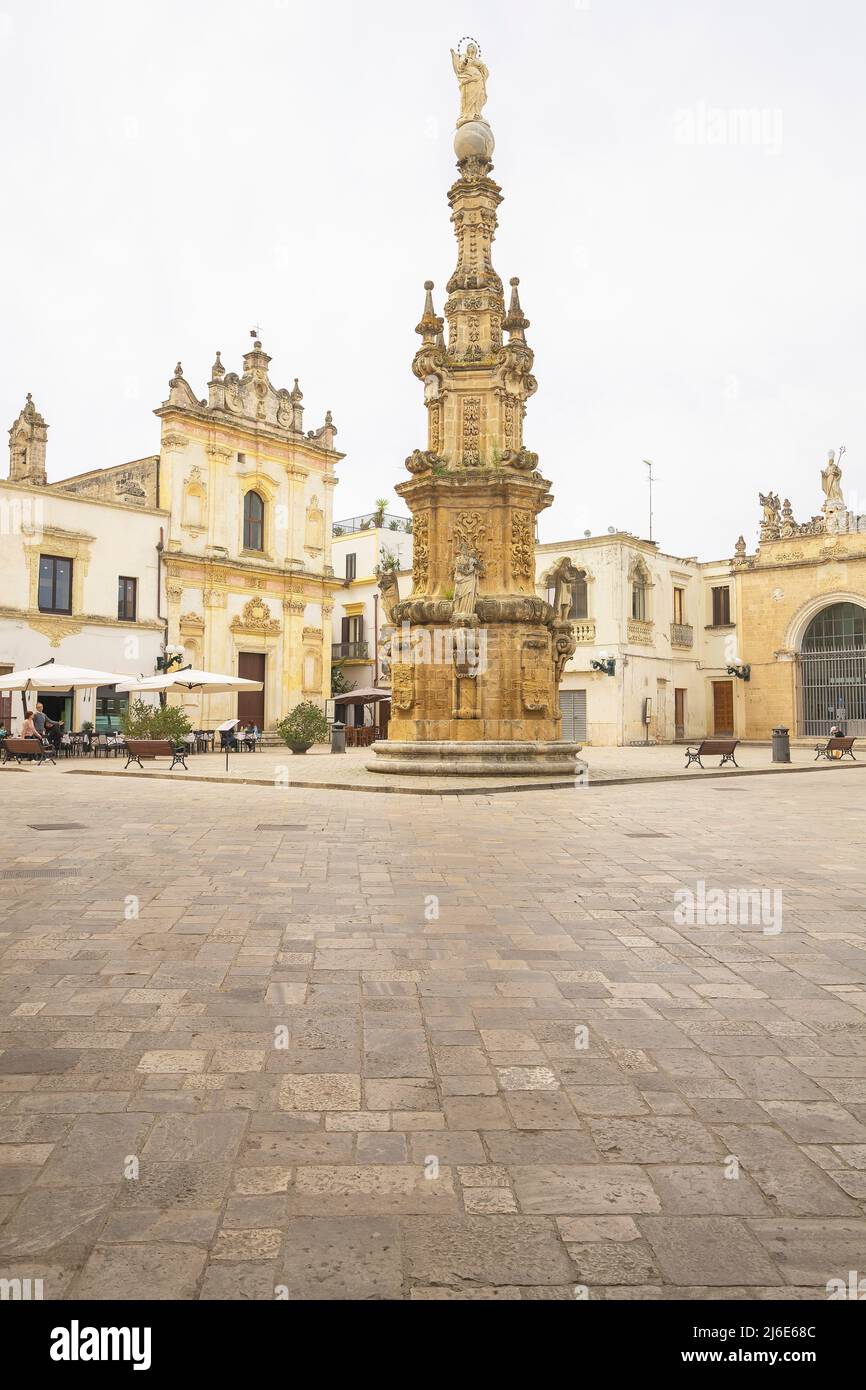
[
  {"left": 451, "top": 41, "right": 489, "bottom": 126},
  {"left": 451, "top": 542, "right": 480, "bottom": 622}
]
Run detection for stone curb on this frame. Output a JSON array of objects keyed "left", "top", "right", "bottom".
[{"left": 61, "top": 759, "right": 866, "bottom": 797}]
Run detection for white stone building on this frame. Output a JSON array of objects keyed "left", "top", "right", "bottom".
[
  {"left": 330, "top": 514, "right": 413, "bottom": 697},
  {"left": 0, "top": 470, "right": 166, "bottom": 733}
]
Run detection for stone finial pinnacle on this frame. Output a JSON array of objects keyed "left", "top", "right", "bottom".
[
  {"left": 503, "top": 277, "right": 530, "bottom": 342},
  {"left": 416, "top": 281, "right": 444, "bottom": 343}
]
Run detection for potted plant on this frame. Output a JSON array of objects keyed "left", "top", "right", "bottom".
[
  {"left": 276, "top": 701, "right": 330, "bottom": 755},
  {"left": 121, "top": 697, "right": 192, "bottom": 749},
  {"left": 373, "top": 497, "right": 389, "bottom": 527},
  {"left": 378, "top": 544, "right": 400, "bottom": 574}
]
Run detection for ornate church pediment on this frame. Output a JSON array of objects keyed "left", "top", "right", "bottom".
[
  {"left": 158, "top": 342, "right": 338, "bottom": 450},
  {"left": 230, "top": 596, "right": 281, "bottom": 634}
]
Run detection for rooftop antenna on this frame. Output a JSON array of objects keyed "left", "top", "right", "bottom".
[{"left": 643, "top": 460, "right": 655, "bottom": 542}]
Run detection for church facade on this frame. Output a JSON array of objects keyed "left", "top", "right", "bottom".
[
  {"left": 733, "top": 455, "right": 866, "bottom": 741},
  {"left": 153, "top": 342, "right": 342, "bottom": 730}
]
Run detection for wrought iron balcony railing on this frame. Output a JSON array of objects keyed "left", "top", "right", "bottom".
[
  {"left": 332, "top": 642, "right": 369, "bottom": 661},
  {"left": 332, "top": 513, "right": 413, "bottom": 536}
]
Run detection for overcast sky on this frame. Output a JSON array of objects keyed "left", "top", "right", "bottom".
[{"left": 2, "top": 0, "right": 865, "bottom": 558}]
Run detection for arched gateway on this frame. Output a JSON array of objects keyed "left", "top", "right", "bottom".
[{"left": 798, "top": 601, "right": 866, "bottom": 735}]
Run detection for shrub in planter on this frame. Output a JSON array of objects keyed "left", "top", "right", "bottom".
[
  {"left": 150, "top": 705, "right": 194, "bottom": 744},
  {"left": 121, "top": 698, "right": 192, "bottom": 744},
  {"left": 276, "top": 702, "right": 329, "bottom": 754}
]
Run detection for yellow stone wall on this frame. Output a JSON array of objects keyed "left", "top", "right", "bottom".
[{"left": 736, "top": 531, "right": 866, "bottom": 739}]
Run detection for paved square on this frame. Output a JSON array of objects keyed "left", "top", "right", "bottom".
[{"left": 1, "top": 764, "right": 865, "bottom": 1299}]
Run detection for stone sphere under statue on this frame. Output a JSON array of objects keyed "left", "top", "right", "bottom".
[{"left": 454, "top": 120, "right": 495, "bottom": 162}]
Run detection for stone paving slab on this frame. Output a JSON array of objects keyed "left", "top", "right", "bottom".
[{"left": 0, "top": 766, "right": 864, "bottom": 1299}]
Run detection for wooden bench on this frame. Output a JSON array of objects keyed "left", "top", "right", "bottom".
[
  {"left": 124, "top": 739, "right": 188, "bottom": 772},
  {"left": 685, "top": 738, "right": 740, "bottom": 769},
  {"left": 815, "top": 736, "right": 857, "bottom": 761},
  {"left": 2, "top": 737, "right": 56, "bottom": 766}
]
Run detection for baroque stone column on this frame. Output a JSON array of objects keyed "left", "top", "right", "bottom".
[{"left": 369, "top": 41, "right": 580, "bottom": 777}]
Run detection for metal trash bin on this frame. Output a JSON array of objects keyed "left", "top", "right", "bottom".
[
  {"left": 330, "top": 722, "right": 346, "bottom": 754},
  {"left": 772, "top": 727, "right": 791, "bottom": 763}
]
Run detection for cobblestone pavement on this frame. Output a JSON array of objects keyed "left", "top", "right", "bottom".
[{"left": 0, "top": 769, "right": 864, "bottom": 1300}]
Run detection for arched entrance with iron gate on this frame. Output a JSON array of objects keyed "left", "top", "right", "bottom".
[{"left": 797, "top": 600, "right": 866, "bottom": 736}]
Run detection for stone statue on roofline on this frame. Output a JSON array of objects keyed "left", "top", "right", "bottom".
[{"left": 822, "top": 449, "right": 845, "bottom": 509}]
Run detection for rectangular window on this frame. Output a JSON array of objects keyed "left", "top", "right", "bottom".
[
  {"left": 347, "top": 615, "right": 364, "bottom": 645},
  {"left": 632, "top": 585, "right": 647, "bottom": 621},
  {"left": 95, "top": 687, "right": 128, "bottom": 733},
  {"left": 673, "top": 586, "right": 685, "bottom": 624},
  {"left": 117, "top": 576, "right": 137, "bottom": 622},
  {"left": 38, "top": 555, "right": 72, "bottom": 614},
  {"left": 570, "top": 579, "right": 588, "bottom": 620},
  {"left": 712, "top": 586, "right": 731, "bottom": 626},
  {"left": 345, "top": 553, "right": 357, "bottom": 581}
]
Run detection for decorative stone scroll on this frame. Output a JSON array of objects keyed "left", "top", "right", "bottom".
[
  {"left": 510, "top": 510, "right": 534, "bottom": 580},
  {"left": 412, "top": 513, "right": 430, "bottom": 593}
]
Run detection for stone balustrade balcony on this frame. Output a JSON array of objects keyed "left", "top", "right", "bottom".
[
  {"left": 571, "top": 620, "right": 596, "bottom": 643},
  {"left": 627, "top": 619, "right": 655, "bottom": 645}
]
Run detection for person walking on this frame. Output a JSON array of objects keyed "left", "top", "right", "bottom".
[
  {"left": 33, "top": 703, "right": 47, "bottom": 737},
  {"left": 21, "top": 710, "right": 39, "bottom": 739}
]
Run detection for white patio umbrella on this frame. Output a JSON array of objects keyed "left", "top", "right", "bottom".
[
  {"left": 115, "top": 666, "right": 263, "bottom": 695},
  {"left": 0, "top": 658, "right": 129, "bottom": 726},
  {"left": 0, "top": 659, "right": 129, "bottom": 692}
]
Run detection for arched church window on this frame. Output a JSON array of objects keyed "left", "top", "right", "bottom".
[
  {"left": 243, "top": 491, "right": 264, "bottom": 552},
  {"left": 802, "top": 602, "right": 866, "bottom": 652}
]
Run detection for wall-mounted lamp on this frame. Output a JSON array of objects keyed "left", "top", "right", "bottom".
[
  {"left": 727, "top": 663, "right": 751, "bottom": 682},
  {"left": 591, "top": 658, "right": 617, "bottom": 677}
]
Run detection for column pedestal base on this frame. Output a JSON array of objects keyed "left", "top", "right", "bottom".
[{"left": 367, "top": 740, "right": 584, "bottom": 777}]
